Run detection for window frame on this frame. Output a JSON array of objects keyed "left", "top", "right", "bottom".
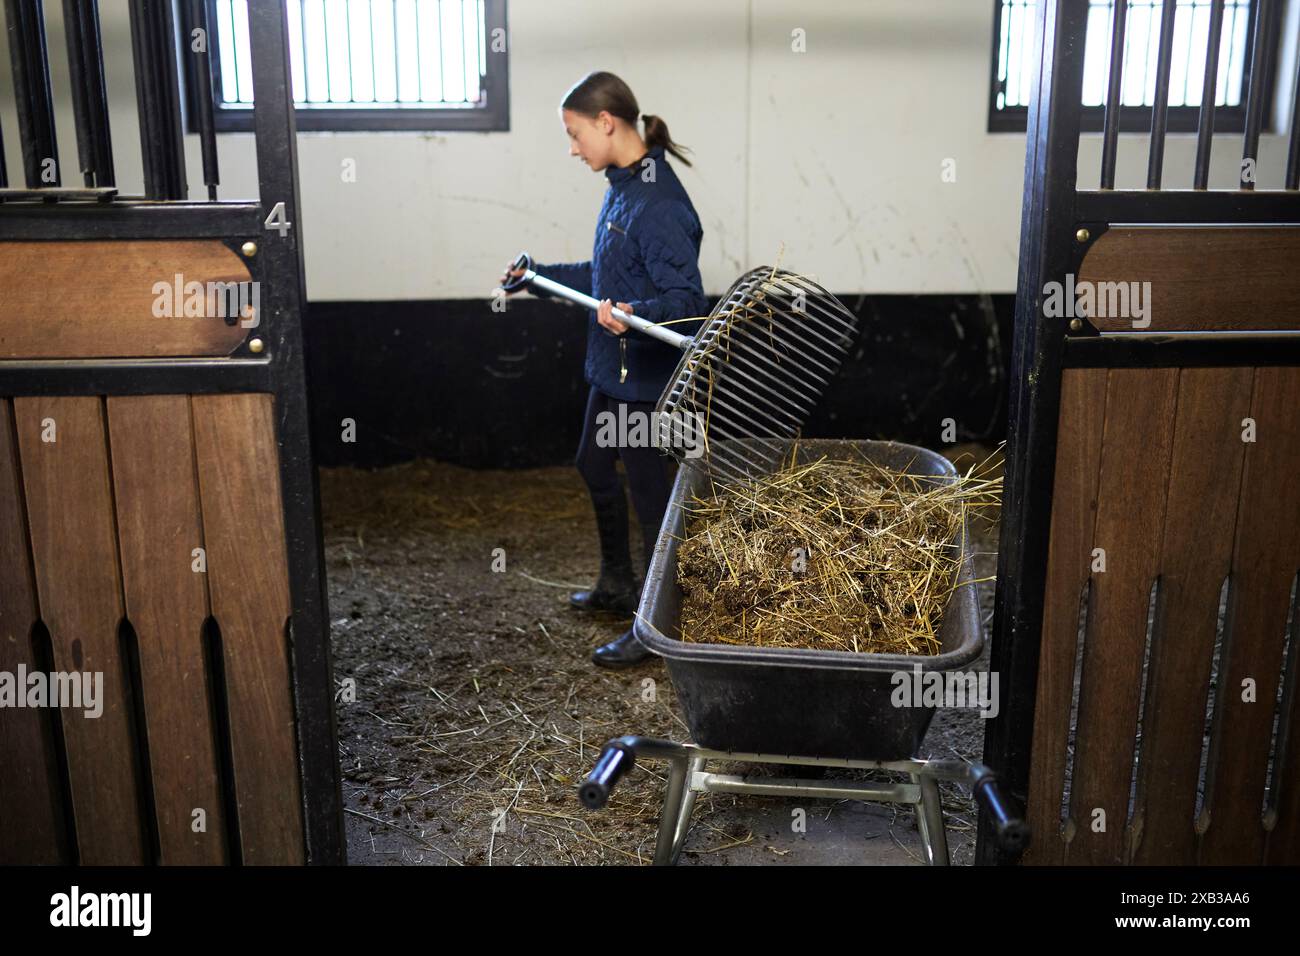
[
  {"left": 986, "top": 0, "right": 1279, "bottom": 134},
  {"left": 181, "top": 0, "right": 509, "bottom": 133}
]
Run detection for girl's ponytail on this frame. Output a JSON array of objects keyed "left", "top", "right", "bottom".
[
  {"left": 562, "top": 72, "right": 694, "bottom": 168},
  {"left": 642, "top": 114, "right": 693, "bottom": 168}
]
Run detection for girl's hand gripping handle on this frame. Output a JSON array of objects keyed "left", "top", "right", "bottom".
[{"left": 499, "top": 251, "right": 534, "bottom": 294}]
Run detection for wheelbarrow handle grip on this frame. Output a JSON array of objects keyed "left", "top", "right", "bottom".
[
  {"left": 973, "top": 775, "right": 1031, "bottom": 855},
  {"left": 578, "top": 741, "right": 637, "bottom": 810}
]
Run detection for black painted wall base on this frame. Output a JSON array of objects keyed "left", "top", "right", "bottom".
[{"left": 304, "top": 293, "right": 1014, "bottom": 469}]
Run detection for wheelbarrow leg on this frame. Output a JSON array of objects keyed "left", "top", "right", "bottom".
[
  {"left": 666, "top": 756, "right": 705, "bottom": 864},
  {"left": 653, "top": 753, "right": 692, "bottom": 865},
  {"left": 913, "top": 772, "right": 949, "bottom": 866}
]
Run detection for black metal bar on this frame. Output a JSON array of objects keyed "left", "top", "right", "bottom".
[
  {"left": 1100, "top": 0, "right": 1128, "bottom": 189},
  {"left": 246, "top": 0, "right": 346, "bottom": 865},
  {"left": 1288, "top": 23, "right": 1300, "bottom": 189},
  {"left": 1076, "top": 187, "right": 1300, "bottom": 221},
  {"left": 0, "top": 201, "right": 264, "bottom": 239},
  {"left": 203, "top": 0, "right": 228, "bottom": 109},
  {"left": 129, "top": 0, "right": 190, "bottom": 199},
  {"left": 61, "top": 0, "right": 114, "bottom": 188},
  {"left": 0, "top": 115, "right": 8, "bottom": 188},
  {"left": 186, "top": 103, "right": 510, "bottom": 132},
  {"left": 976, "top": 0, "right": 1090, "bottom": 866},
  {"left": 480, "top": 0, "right": 508, "bottom": 130},
  {"left": 1065, "top": 333, "right": 1300, "bottom": 367},
  {"left": 1194, "top": 0, "right": 1226, "bottom": 190},
  {"left": 1240, "top": 0, "right": 1272, "bottom": 190},
  {"left": 0, "top": 186, "right": 116, "bottom": 201},
  {"left": 5, "top": 0, "right": 60, "bottom": 188},
  {"left": 0, "top": 359, "right": 273, "bottom": 397},
  {"left": 81, "top": 0, "right": 115, "bottom": 188},
  {"left": 1147, "top": 0, "right": 1179, "bottom": 189},
  {"left": 188, "top": 0, "right": 222, "bottom": 199},
  {"left": 997, "top": 101, "right": 1254, "bottom": 134}
]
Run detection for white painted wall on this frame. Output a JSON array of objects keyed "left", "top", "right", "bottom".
[{"left": 1, "top": 0, "right": 1295, "bottom": 299}]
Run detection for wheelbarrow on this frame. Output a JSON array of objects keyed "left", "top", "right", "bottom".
[{"left": 576, "top": 439, "right": 1029, "bottom": 864}]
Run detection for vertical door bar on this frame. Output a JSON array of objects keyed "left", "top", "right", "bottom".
[
  {"left": 4, "top": 0, "right": 60, "bottom": 188},
  {"left": 61, "top": 0, "right": 116, "bottom": 188},
  {"left": 1100, "top": 0, "right": 1128, "bottom": 189},
  {"left": 128, "top": 0, "right": 189, "bottom": 199},
  {"left": 61, "top": 0, "right": 94, "bottom": 187},
  {"left": 1147, "top": 0, "right": 1179, "bottom": 188},
  {"left": 1287, "top": 23, "right": 1300, "bottom": 190},
  {"left": 1194, "top": 0, "right": 1226, "bottom": 190},
  {"left": 977, "top": 0, "right": 1090, "bottom": 865},
  {"left": 187, "top": 0, "right": 221, "bottom": 199},
  {"left": 246, "top": 0, "right": 346, "bottom": 865},
  {"left": 1240, "top": 0, "right": 1273, "bottom": 190}
]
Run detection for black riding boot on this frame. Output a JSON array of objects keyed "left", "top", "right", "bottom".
[
  {"left": 591, "top": 627, "right": 653, "bottom": 668},
  {"left": 587, "top": 494, "right": 655, "bottom": 665},
  {"left": 591, "top": 524, "right": 657, "bottom": 669},
  {"left": 570, "top": 491, "right": 639, "bottom": 616}
]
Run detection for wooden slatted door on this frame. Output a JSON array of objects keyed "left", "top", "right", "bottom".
[
  {"left": 1025, "top": 366, "right": 1300, "bottom": 865},
  {"left": 0, "top": 0, "right": 340, "bottom": 863},
  {"left": 980, "top": 0, "right": 1300, "bottom": 867},
  {"left": 0, "top": 399, "right": 64, "bottom": 864},
  {"left": 0, "top": 394, "right": 305, "bottom": 864}
]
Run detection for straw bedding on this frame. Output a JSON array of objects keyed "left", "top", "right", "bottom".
[{"left": 676, "top": 451, "right": 1000, "bottom": 655}]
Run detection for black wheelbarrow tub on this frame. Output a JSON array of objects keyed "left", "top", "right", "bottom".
[{"left": 634, "top": 439, "right": 983, "bottom": 761}]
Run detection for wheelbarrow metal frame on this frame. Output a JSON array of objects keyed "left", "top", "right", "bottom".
[{"left": 583, "top": 735, "right": 1022, "bottom": 866}]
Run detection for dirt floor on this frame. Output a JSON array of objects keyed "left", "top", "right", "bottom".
[{"left": 321, "top": 444, "right": 1002, "bottom": 866}]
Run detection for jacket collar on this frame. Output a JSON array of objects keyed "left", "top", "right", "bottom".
[{"left": 606, "top": 144, "right": 665, "bottom": 185}]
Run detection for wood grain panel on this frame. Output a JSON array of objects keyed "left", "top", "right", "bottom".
[
  {"left": 1202, "top": 367, "right": 1300, "bottom": 863},
  {"left": 1267, "top": 579, "right": 1300, "bottom": 863},
  {"left": 1024, "top": 368, "right": 1108, "bottom": 865},
  {"left": 13, "top": 397, "right": 145, "bottom": 864},
  {"left": 1064, "top": 368, "right": 1179, "bottom": 865},
  {"left": 0, "top": 398, "right": 64, "bottom": 863},
  {"left": 107, "top": 396, "right": 227, "bottom": 864},
  {"left": 0, "top": 240, "right": 253, "bottom": 359},
  {"left": 1077, "top": 227, "right": 1300, "bottom": 332},
  {"left": 192, "top": 393, "right": 304, "bottom": 864},
  {"left": 1130, "top": 368, "right": 1252, "bottom": 864}
]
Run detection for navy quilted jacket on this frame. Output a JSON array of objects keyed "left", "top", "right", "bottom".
[{"left": 534, "top": 145, "right": 708, "bottom": 403}]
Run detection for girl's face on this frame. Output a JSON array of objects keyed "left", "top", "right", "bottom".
[{"left": 561, "top": 108, "right": 615, "bottom": 172}]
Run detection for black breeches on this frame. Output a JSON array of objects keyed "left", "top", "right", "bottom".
[{"left": 574, "top": 385, "right": 674, "bottom": 571}]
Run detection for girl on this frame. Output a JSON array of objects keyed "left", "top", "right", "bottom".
[{"left": 502, "top": 71, "right": 708, "bottom": 668}]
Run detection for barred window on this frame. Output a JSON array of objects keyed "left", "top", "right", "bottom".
[
  {"left": 186, "top": 0, "right": 509, "bottom": 132},
  {"left": 989, "top": 0, "right": 1277, "bottom": 132}
]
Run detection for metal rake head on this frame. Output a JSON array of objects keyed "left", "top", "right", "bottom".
[{"left": 655, "top": 266, "right": 860, "bottom": 486}]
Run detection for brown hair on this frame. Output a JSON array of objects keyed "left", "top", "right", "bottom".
[{"left": 560, "top": 71, "right": 693, "bottom": 167}]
